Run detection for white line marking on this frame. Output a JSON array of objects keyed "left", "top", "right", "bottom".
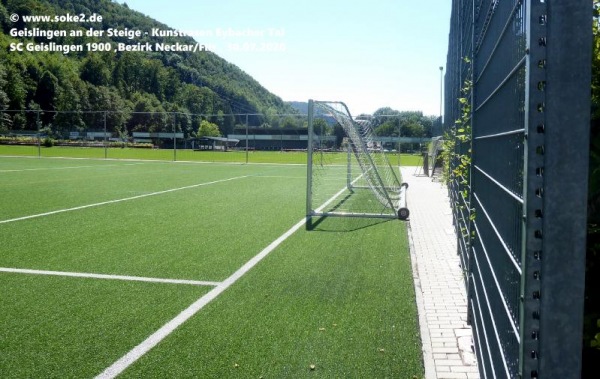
[
  {"left": 0, "top": 175, "right": 248, "bottom": 225},
  {"left": 0, "top": 163, "right": 142, "bottom": 173},
  {"left": 95, "top": 185, "right": 351, "bottom": 379},
  {"left": 95, "top": 217, "right": 307, "bottom": 379},
  {"left": 0, "top": 267, "right": 220, "bottom": 287},
  {"left": 252, "top": 175, "right": 305, "bottom": 179}
]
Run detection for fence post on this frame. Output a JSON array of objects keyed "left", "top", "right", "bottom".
[
  {"left": 533, "top": 2, "right": 591, "bottom": 377},
  {"left": 306, "top": 100, "right": 314, "bottom": 230},
  {"left": 104, "top": 111, "right": 108, "bottom": 159},
  {"left": 245, "top": 114, "right": 249, "bottom": 164},
  {"left": 36, "top": 110, "right": 41, "bottom": 158},
  {"left": 173, "top": 113, "right": 177, "bottom": 162}
]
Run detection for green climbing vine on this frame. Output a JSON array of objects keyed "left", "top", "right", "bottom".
[{"left": 441, "top": 58, "right": 476, "bottom": 244}]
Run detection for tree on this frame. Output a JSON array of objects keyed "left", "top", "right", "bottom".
[
  {"left": 4, "top": 64, "right": 26, "bottom": 110},
  {"left": 197, "top": 119, "right": 221, "bottom": 138},
  {"left": 214, "top": 109, "right": 234, "bottom": 136},
  {"left": 34, "top": 71, "right": 59, "bottom": 126},
  {"left": 0, "top": 63, "right": 10, "bottom": 133},
  {"left": 0, "top": 4, "right": 10, "bottom": 35},
  {"left": 127, "top": 92, "right": 167, "bottom": 133},
  {"left": 333, "top": 123, "right": 346, "bottom": 148},
  {"left": 312, "top": 118, "right": 331, "bottom": 135},
  {"left": 80, "top": 55, "right": 111, "bottom": 86},
  {"left": 404, "top": 121, "right": 425, "bottom": 138},
  {"left": 375, "top": 119, "right": 400, "bottom": 137},
  {"left": 281, "top": 116, "right": 299, "bottom": 128},
  {"left": 371, "top": 107, "right": 435, "bottom": 138}
]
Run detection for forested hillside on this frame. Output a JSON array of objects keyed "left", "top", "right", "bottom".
[{"left": 0, "top": 0, "right": 295, "bottom": 137}]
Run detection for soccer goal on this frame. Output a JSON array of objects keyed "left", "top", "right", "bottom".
[{"left": 306, "top": 100, "right": 409, "bottom": 230}]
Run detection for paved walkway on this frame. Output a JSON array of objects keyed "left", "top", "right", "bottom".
[{"left": 401, "top": 167, "right": 480, "bottom": 379}]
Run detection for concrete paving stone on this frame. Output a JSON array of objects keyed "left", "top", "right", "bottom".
[
  {"left": 437, "top": 359, "right": 468, "bottom": 366},
  {"left": 451, "top": 366, "right": 480, "bottom": 373},
  {"left": 431, "top": 337, "right": 457, "bottom": 343},
  {"left": 432, "top": 347, "right": 462, "bottom": 354},
  {"left": 434, "top": 324, "right": 461, "bottom": 331},
  {"left": 437, "top": 372, "right": 468, "bottom": 379},
  {"left": 455, "top": 329, "right": 473, "bottom": 337},
  {"left": 402, "top": 167, "right": 480, "bottom": 379}
]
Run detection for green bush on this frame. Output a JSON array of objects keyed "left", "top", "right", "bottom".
[{"left": 42, "top": 137, "right": 54, "bottom": 147}]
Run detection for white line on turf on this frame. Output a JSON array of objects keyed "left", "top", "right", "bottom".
[
  {"left": 95, "top": 217, "right": 307, "bottom": 379},
  {"left": 0, "top": 267, "right": 221, "bottom": 286},
  {"left": 0, "top": 163, "right": 142, "bottom": 173},
  {"left": 0, "top": 175, "right": 249, "bottom": 225},
  {"left": 94, "top": 185, "right": 350, "bottom": 379},
  {"left": 252, "top": 175, "right": 305, "bottom": 179}
]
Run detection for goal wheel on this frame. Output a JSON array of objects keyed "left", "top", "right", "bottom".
[{"left": 398, "top": 207, "right": 410, "bottom": 220}]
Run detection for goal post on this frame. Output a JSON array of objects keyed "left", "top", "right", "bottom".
[{"left": 306, "top": 100, "right": 409, "bottom": 230}]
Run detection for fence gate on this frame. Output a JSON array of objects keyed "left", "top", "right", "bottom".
[{"left": 445, "top": 1, "right": 591, "bottom": 378}]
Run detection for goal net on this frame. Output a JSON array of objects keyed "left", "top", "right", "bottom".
[{"left": 306, "top": 100, "right": 409, "bottom": 229}]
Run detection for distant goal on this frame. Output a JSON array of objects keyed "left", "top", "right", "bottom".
[{"left": 306, "top": 100, "right": 409, "bottom": 230}]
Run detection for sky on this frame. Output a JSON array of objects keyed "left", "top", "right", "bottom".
[{"left": 122, "top": 0, "right": 451, "bottom": 117}]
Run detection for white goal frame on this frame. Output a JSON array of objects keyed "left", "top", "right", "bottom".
[{"left": 305, "top": 100, "right": 408, "bottom": 229}]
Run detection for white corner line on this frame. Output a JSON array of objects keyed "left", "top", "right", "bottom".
[
  {"left": 94, "top": 216, "right": 307, "bottom": 379},
  {"left": 0, "top": 175, "right": 249, "bottom": 225},
  {"left": 0, "top": 267, "right": 221, "bottom": 287}
]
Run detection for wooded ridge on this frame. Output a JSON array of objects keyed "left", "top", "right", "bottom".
[{"left": 0, "top": 0, "right": 296, "bottom": 136}]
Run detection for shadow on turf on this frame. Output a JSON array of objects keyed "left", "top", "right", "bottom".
[{"left": 307, "top": 215, "right": 395, "bottom": 233}]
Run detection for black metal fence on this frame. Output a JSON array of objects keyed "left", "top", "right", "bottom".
[
  {"left": 0, "top": 110, "right": 429, "bottom": 164},
  {"left": 0, "top": 110, "right": 311, "bottom": 163},
  {"left": 444, "top": 1, "right": 591, "bottom": 378}
]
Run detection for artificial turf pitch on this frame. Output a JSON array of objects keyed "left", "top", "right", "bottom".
[{"left": 0, "top": 154, "right": 424, "bottom": 378}]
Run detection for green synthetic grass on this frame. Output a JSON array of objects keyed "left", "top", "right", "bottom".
[
  {"left": 0, "top": 273, "right": 210, "bottom": 378},
  {"left": 0, "top": 144, "right": 422, "bottom": 165},
  {"left": 0, "top": 156, "right": 424, "bottom": 377},
  {"left": 123, "top": 217, "right": 423, "bottom": 378},
  {"left": 0, "top": 160, "right": 306, "bottom": 280}
]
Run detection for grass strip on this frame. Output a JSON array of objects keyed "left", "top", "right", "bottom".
[
  {"left": 0, "top": 166, "right": 306, "bottom": 281},
  {"left": 0, "top": 145, "right": 422, "bottom": 165},
  {"left": 122, "top": 217, "right": 424, "bottom": 378},
  {"left": 0, "top": 273, "right": 210, "bottom": 378}
]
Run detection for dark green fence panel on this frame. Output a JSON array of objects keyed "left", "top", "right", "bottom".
[{"left": 444, "top": 1, "right": 591, "bottom": 378}]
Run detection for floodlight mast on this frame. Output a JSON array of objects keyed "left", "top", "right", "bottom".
[{"left": 439, "top": 66, "right": 444, "bottom": 124}]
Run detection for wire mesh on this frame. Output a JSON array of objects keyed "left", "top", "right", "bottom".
[
  {"left": 306, "top": 101, "right": 407, "bottom": 223},
  {"left": 0, "top": 110, "right": 311, "bottom": 164},
  {"left": 315, "top": 102, "right": 402, "bottom": 208}
]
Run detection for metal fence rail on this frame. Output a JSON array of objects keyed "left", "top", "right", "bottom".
[
  {"left": 0, "top": 109, "right": 431, "bottom": 165},
  {"left": 444, "top": 1, "right": 591, "bottom": 378}
]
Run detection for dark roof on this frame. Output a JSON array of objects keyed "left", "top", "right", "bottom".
[{"left": 198, "top": 136, "right": 240, "bottom": 143}]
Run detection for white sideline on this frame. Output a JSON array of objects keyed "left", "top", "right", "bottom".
[
  {"left": 0, "top": 175, "right": 249, "bottom": 225},
  {"left": 95, "top": 185, "right": 350, "bottom": 379},
  {"left": 0, "top": 163, "right": 142, "bottom": 173},
  {"left": 0, "top": 267, "right": 221, "bottom": 286},
  {"left": 252, "top": 175, "right": 305, "bottom": 179}
]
